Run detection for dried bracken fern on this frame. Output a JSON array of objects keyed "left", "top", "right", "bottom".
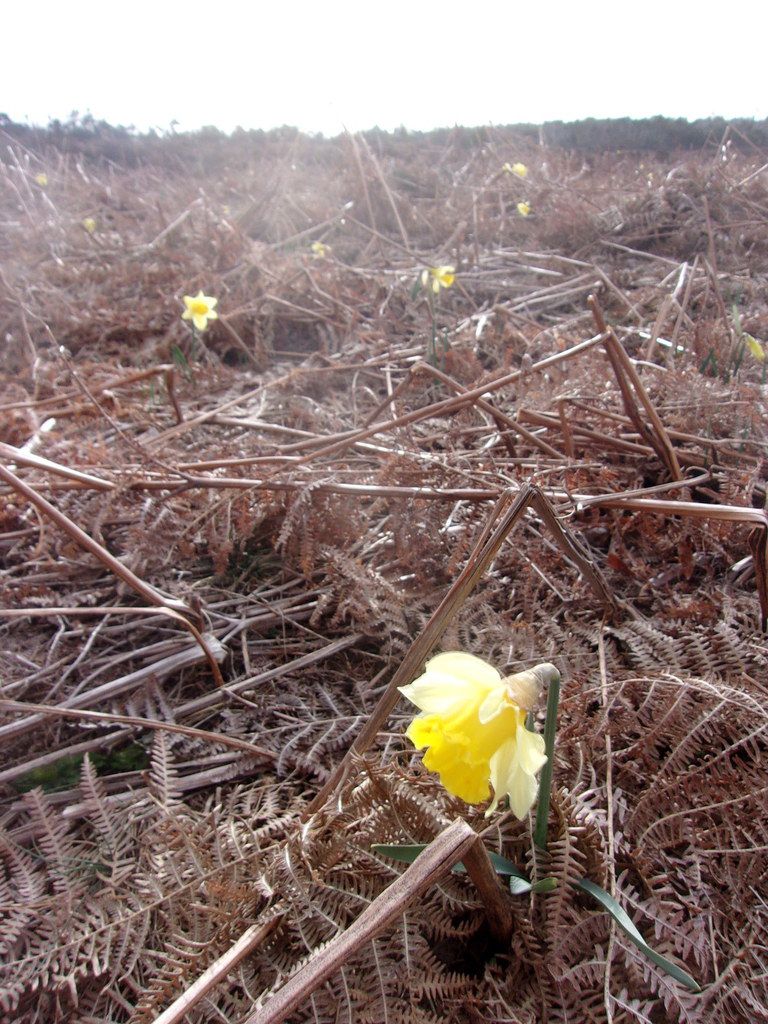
[{"left": 2, "top": 121, "right": 768, "bottom": 1023}]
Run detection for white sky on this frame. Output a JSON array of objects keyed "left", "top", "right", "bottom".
[{"left": 5, "top": 1, "right": 768, "bottom": 137}]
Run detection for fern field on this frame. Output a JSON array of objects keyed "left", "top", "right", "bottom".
[{"left": 1, "top": 121, "right": 767, "bottom": 1023}]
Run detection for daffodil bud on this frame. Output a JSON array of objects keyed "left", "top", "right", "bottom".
[{"left": 501, "top": 663, "right": 559, "bottom": 711}]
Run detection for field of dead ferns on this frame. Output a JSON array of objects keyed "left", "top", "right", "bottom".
[{"left": 1, "top": 121, "right": 767, "bottom": 1023}]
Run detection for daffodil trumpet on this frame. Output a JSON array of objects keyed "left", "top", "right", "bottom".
[{"left": 399, "top": 653, "right": 558, "bottom": 820}]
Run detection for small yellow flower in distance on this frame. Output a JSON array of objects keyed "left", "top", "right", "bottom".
[
  {"left": 744, "top": 333, "right": 765, "bottom": 362},
  {"left": 420, "top": 265, "right": 455, "bottom": 294},
  {"left": 399, "top": 652, "right": 548, "bottom": 819},
  {"left": 503, "top": 162, "right": 528, "bottom": 178},
  {"left": 517, "top": 201, "right": 531, "bottom": 218},
  {"left": 182, "top": 291, "right": 219, "bottom": 332},
  {"left": 82, "top": 217, "right": 97, "bottom": 234},
  {"left": 35, "top": 173, "right": 48, "bottom": 187},
  {"left": 311, "top": 240, "right": 331, "bottom": 258}
]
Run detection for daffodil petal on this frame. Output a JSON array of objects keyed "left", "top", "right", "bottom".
[
  {"left": 478, "top": 685, "right": 508, "bottom": 724},
  {"left": 399, "top": 673, "right": 480, "bottom": 714},
  {"left": 193, "top": 314, "right": 208, "bottom": 331},
  {"left": 488, "top": 737, "right": 539, "bottom": 819},
  {"left": 515, "top": 723, "right": 547, "bottom": 774},
  {"left": 426, "top": 652, "right": 501, "bottom": 687},
  {"left": 745, "top": 334, "right": 765, "bottom": 362},
  {"left": 507, "top": 765, "right": 539, "bottom": 819},
  {"left": 400, "top": 653, "right": 501, "bottom": 713}
]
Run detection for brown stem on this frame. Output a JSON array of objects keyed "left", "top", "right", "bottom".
[
  {"left": 417, "top": 362, "right": 563, "bottom": 459},
  {"left": 243, "top": 820, "right": 511, "bottom": 1024},
  {"left": 0, "top": 698, "right": 274, "bottom": 763},
  {"left": 0, "top": 464, "right": 197, "bottom": 623},
  {"left": 588, "top": 294, "right": 682, "bottom": 481},
  {"left": 155, "top": 917, "right": 286, "bottom": 1024}
]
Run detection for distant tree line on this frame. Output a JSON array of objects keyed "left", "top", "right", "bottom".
[
  {"left": 536, "top": 116, "right": 766, "bottom": 152},
  {"left": 1, "top": 112, "right": 766, "bottom": 169}
]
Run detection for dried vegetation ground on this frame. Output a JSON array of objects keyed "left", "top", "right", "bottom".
[{"left": 1, "top": 123, "right": 767, "bottom": 1023}]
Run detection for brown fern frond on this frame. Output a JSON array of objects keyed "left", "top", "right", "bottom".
[{"left": 146, "top": 732, "right": 182, "bottom": 811}]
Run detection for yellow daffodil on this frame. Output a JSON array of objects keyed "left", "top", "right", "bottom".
[
  {"left": 182, "top": 291, "right": 219, "bottom": 332},
  {"left": 311, "top": 240, "right": 331, "bottom": 258},
  {"left": 35, "top": 173, "right": 48, "bottom": 187},
  {"left": 421, "top": 265, "right": 455, "bottom": 294},
  {"left": 399, "top": 652, "right": 548, "bottom": 819},
  {"left": 744, "top": 333, "right": 765, "bottom": 362},
  {"left": 82, "top": 217, "right": 97, "bottom": 234},
  {"left": 503, "top": 162, "right": 528, "bottom": 178},
  {"left": 517, "top": 201, "right": 531, "bottom": 218}
]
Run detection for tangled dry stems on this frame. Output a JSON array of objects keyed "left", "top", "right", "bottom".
[{"left": 0, "top": 122, "right": 767, "bottom": 1023}]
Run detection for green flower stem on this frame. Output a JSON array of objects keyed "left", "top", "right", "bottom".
[
  {"left": 428, "top": 290, "right": 438, "bottom": 366},
  {"left": 533, "top": 667, "right": 561, "bottom": 851}
]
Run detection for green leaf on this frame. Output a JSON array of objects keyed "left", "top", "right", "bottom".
[
  {"left": 575, "top": 878, "right": 700, "bottom": 992},
  {"left": 171, "top": 344, "right": 189, "bottom": 370},
  {"left": 11, "top": 742, "right": 148, "bottom": 794},
  {"left": 731, "top": 302, "right": 743, "bottom": 336},
  {"left": 509, "top": 876, "right": 532, "bottom": 895},
  {"left": 480, "top": 851, "right": 530, "bottom": 880},
  {"left": 11, "top": 753, "right": 85, "bottom": 794},
  {"left": 698, "top": 348, "right": 717, "bottom": 376},
  {"left": 372, "top": 844, "right": 530, "bottom": 882},
  {"left": 531, "top": 877, "right": 558, "bottom": 894},
  {"left": 371, "top": 843, "right": 426, "bottom": 865}
]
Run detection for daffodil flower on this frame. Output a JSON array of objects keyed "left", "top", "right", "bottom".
[
  {"left": 503, "top": 162, "right": 528, "bottom": 178},
  {"left": 311, "top": 240, "right": 331, "bottom": 258},
  {"left": 517, "top": 201, "right": 531, "bottom": 218},
  {"left": 421, "top": 265, "right": 455, "bottom": 294},
  {"left": 399, "top": 652, "right": 549, "bottom": 819},
  {"left": 82, "top": 217, "right": 97, "bottom": 234},
  {"left": 182, "top": 291, "right": 219, "bottom": 332}
]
